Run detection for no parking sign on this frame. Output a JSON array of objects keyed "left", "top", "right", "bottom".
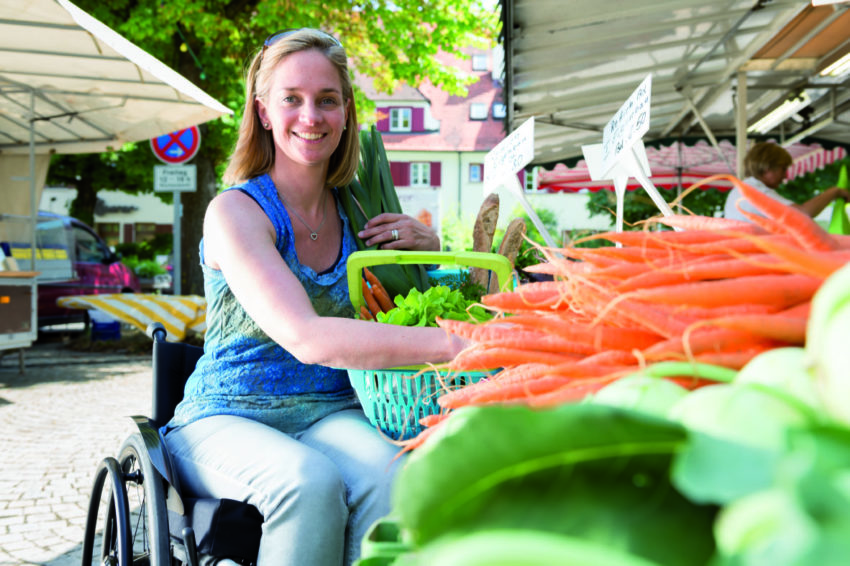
[{"left": 150, "top": 126, "right": 201, "bottom": 164}]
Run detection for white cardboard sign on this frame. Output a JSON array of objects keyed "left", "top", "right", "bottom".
[
  {"left": 484, "top": 117, "right": 535, "bottom": 196},
  {"left": 600, "top": 74, "right": 652, "bottom": 179},
  {"left": 482, "top": 117, "right": 558, "bottom": 248}
]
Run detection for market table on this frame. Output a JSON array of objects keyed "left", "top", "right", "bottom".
[{"left": 57, "top": 293, "right": 206, "bottom": 342}]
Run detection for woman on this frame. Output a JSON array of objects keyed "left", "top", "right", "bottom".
[
  {"left": 163, "top": 28, "right": 464, "bottom": 566},
  {"left": 724, "top": 141, "right": 850, "bottom": 221}
]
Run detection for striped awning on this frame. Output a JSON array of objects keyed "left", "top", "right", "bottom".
[{"left": 56, "top": 294, "right": 206, "bottom": 342}]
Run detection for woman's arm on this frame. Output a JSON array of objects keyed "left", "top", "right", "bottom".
[
  {"left": 204, "top": 192, "right": 464, "bottom": 370},
  {"left": 795, "top": 186, "right": 850, "bottom": 218}
]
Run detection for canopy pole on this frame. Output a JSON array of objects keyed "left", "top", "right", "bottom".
[
  {"left": 736, "top": 71, "right": 748, "bottom": 178},
  {"left": 682, "top": 93, "right": 735, "bottom": 174},
  {"left": 29, "top": 87, "right": 37, "bottom": 267}
]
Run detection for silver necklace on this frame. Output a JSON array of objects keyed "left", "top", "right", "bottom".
[{"left": 281, "top": 189, "right": 328, "bottom": 241}]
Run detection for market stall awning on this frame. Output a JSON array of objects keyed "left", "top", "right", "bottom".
[
  {"left": 56, "top": 294, "right": 207, "bottom": 342},
  {"left": 538, "top": 138, "right": 848, "bottom": 193},
  {"left": 0, "top": 0, "right": 232, "bottom": 156},
  {"left": 500, "top": 0, "right": 850, "bottom": 168}
]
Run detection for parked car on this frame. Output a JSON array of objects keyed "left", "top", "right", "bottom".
[{"left": 6, "top": 212, "right": 141, "bottom": 329}]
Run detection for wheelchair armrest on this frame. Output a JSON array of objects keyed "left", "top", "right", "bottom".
[{"left": 131, "top": 415, "right": 186, "bottom": 515}]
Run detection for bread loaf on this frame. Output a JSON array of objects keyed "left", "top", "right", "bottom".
[
  {"left": 470, "top": 193, "right": 500, "bottom": 288},
  {"left": 489, "top": 217, "right": 527, "bottom": 294}
]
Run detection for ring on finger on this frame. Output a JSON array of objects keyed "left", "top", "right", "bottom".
[{"left": 391, "top": 229, "right": 399, "bottom": 241}]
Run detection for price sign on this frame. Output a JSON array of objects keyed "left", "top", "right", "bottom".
[
  {"left": 600, "top": 74, "right": 652, "bottom": 179},
  {"left": 484, "top": 117, "right": 535, "bottom": 196}
]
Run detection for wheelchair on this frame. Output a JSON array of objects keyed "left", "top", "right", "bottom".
[{"left": 81, "top": 323, "right": 264, "bottom": 566}]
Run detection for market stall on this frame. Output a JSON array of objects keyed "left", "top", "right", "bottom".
[{"left": 0, "top": 0, "right": 230, "bottom": 360}]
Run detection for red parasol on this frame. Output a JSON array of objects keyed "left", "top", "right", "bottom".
[{"left": 539, "top": 139, "right": 847, "bottom": 193}]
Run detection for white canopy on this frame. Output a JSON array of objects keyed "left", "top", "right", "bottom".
[
  {"left": 500, "top": 0, "right": 850, "bottom": 170},
  {"left": 0, "top": 0, "right": 232, "bottom": 218}
]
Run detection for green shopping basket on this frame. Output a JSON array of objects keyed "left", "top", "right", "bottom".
[{"left": 346, "top": 250, "right": 513, "bottom": 441}]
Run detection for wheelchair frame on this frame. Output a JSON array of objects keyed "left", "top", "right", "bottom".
[{"left": 80, "top": 323, "right": 262, "bottom": 566}]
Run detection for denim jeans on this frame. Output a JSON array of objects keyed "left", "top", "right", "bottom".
[{"left": 164, "top": 407, "right": 405, "bottom": 566}]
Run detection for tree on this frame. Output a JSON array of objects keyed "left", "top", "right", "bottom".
[{"left": 50, "top": 0, "right": 498, "bottom": 294}]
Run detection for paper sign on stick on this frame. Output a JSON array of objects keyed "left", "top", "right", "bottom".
[
  {"left": 483, "top": 117, "right": 558, "bottom": 248},
  {"left": 601, "top": 75, "right": 652, "bottom": 179},
  {"left": 584, "top": 74, "right": 674, "bottom": 233}
]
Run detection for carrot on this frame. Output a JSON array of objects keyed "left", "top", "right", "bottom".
[
  {"left": 361, "top": 278, "right": 383, "bottom": 317},
  {"left": 644, "top": 327, "right": 780, "bottom": 357},
  {"left": 364, "top": 268, "right": 395, "bottom": 312},
  {"left": 439, "top": 375, "right": 575, "bottom": 408},
  {"left": 499, "top": 314, "right": 663, "bottom": 351},
  {"left": 779, "top": 301, "right": 810, "bottom": 318},
  {"left": 738, "top": 233, "right": 850, "bottom": 278},
  {"left": 631, "top": 273, "right": 823, "bottom": 309},
  {"left": 446, "top": 346, "right": 583, "bottom": 372},
  {"left": 703, "top": 314, "right": 806, "bottom": 344},
  {"left": 694, "top": 346, "right": 774, "bottom": 370},
  {"left": 359, "top": 305, "right": 375, "bottom": 321},
  {"left": 732, "top": 176, "right": 840, "bottom": 251},
  {"left": 649, "top": 214, "right": 768, "bottom": 234},
  {"left": 616, "top": 254, "right": 789, "bottom": 292}
]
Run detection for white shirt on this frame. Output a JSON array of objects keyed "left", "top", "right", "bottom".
[{"left": 723, "top": 176, "right": 793, "bottom": 222}]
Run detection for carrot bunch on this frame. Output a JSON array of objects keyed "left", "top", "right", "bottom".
[
  {"left": 426, "top": 174, "right": 850, "bottom": 421},
  {"left": 359, "top": 267, "right": 394, "bottom": 320}
]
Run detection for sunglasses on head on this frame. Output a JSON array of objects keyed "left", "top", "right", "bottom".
[{"left": 261, "top": 28, "right": 343, "bottom": 59}]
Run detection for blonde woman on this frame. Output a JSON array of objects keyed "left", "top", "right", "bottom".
[{"left": 163, "top": 28, "right": 457, "bottom": 566}]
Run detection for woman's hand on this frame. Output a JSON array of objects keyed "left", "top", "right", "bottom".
[{"left": 357, "top": 212, "right": 440, "bottom": 251}]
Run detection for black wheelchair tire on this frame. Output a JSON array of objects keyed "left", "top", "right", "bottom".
[{"left": 115, "top": 433, "right": 171, "bottom": 566}]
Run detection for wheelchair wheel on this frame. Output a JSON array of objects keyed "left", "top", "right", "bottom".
[{"left": 82, "top": 433, "right": 171, "bottom": 566}]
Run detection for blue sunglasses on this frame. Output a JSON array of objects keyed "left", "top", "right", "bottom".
[{"left": 261, "top": 28, "right": 343, "bottom": 59}]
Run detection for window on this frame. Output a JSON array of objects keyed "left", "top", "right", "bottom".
[
  {"left": 390, "top": 108, "right": 412, "bottom": 132},
  {"left": 410, "top": 162, "right": 431, "bottom": 186},
  {"left": 73, "top": 225, "right": 108, "bottom": 263},
  {"left": 469, "top": 164, "right": 483, "bottom": 183},
  {"left": 472, "top": 54, "right": 488, "bottom": 71},
  {"left": 469, "top": 103, "right": 488, "bottom": 120},
  {"left": 492, "top": 102, "right": 506, "bottom": 119}
]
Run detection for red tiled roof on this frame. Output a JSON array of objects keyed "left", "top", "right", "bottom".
[{"left": 357, "top": 49, "right": 506, "bottom": 152}]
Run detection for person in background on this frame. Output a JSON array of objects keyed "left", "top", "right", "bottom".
[
  {"left": 724, "top": 141, "right": 850, "bottom": 221},
  {"left": 162, "top": 28, "right": 461, "bottom": 566}
]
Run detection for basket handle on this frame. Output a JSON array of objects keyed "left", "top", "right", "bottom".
[{"left": 347, "top": 250, "right": 514, "bottom": 312}]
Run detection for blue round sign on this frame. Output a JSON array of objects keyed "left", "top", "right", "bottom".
[{"left": 150, "top": 126, "right": 201, "bottom": 164}]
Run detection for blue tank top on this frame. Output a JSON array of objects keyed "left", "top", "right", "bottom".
[{"left": 168, "top": 174, "right": 358, "bottom": 431}]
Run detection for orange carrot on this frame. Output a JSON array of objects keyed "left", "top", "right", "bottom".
[
  {"left": 631, "top": 273, "right": 822, "bottom": 309},
  {"left": 616, "top": 254, "right": 789, "bottom": 292},
  {"left": 733, "top": 176, "right": 840, "bottom": 251},
  {"left": 361, "top": 278, "right": 382, "bottom": 317},
  {"left": 697, "top": 314, "right": 807, "bottom": 344},
  {"left": 650, "top": 214, "right": 768, "bottom": 234},
  {"left": 364, "top": 268, "right": 395, "bottom": 312},
  {"left": 359, "top": 305, "right": 375, "bottom": 321},
  {"left": 446, "top": 347, "right": 583, "bottom": 372}
]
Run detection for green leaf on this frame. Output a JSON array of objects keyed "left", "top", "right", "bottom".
[
  {"left": 393, "top": 404, "right": 716, "bottom": 566},
  {"left": 393, "top": 530, "right": 664, "bottom": 566}
]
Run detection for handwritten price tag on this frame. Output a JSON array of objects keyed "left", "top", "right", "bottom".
[
  {"left": 484, "top": 117, "right": 535, "bottom": 196},
  {"left": 600, "top": 74, "right": 651, "bottom": 178}
]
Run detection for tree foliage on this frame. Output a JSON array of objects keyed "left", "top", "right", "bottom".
[{"left": 49, "top": 0, "right": 498, "bottom": 293}]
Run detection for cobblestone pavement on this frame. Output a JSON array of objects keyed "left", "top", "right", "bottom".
[{"left": 0, "top": 336, "right": 153, "bottom": 566}]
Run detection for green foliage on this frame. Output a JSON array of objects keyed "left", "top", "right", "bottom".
[
  {"left": 440, "top": 207, "right": 476, "bottom": 252},
  {"left": 777, "top": 157, "right": 850, "bottom": 203},
  {"left": 586, "top": 187, "right": 727, "bottom": 228},
  {"left": 377, "top": 284, "right": 491, "bottom": 326},
  {"left": 393, "top": 403, "right": 717, "bottom": 565},
  {"left": 497, "top": 204, "right": 558, "bottom": 271},
  {"left": 122, "top": 257, "right": 168, "bottom": 278},
  {"left": 428, "top": 269, "right": 488, "bottom": 304}
]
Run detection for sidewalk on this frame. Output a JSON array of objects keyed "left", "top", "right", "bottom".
[{"left": 0, "top": 334, "right": 153, "bottom": 566}]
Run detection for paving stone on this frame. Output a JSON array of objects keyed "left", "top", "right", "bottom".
[{"left": 1, "top": 338, "right": 151, "bottom": 566}]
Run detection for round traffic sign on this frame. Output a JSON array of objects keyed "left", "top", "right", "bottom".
[{"left": 150, "top": 126, "right": 201, "bottom": 164}]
